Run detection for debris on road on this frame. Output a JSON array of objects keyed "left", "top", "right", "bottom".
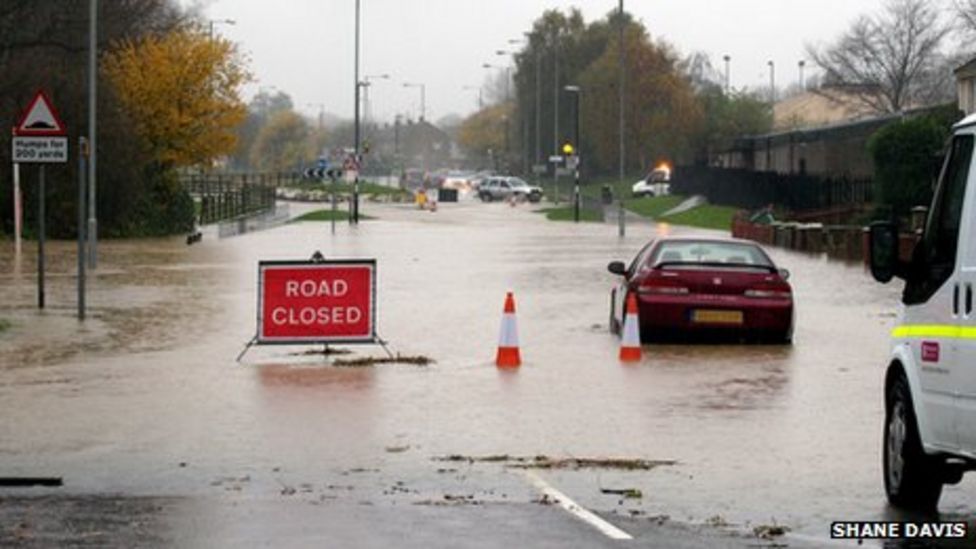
[
  {"left": 332, "top": 354, "right": 433, "bottom": 367},
  {"left": 600, "top": 488, "right": 643, "bottom": 499},
  {"left": 384, "top": 445, "right": 411, "bottom": 453},
  {"left": 0, "top": 477, "right": 62, "bottom": 487},
  {"left": 434, "top": 454, "right": 676, "bottom": 471},
  {"left": 753, "top": 523, "right": 790, "bottom": 539}
]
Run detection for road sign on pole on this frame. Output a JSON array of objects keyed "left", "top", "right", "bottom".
[
  {"left": 12, "top": 91, "right": 68, "bottom": 164},
  {"left": 11, "top": 90, "right": 68, "bottom": 311}
]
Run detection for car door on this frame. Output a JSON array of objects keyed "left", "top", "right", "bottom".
[
  {"left": 613, "top": 241, "right": 657, "bottom": 328},
  {"left": 899, "top": 132, "right": 974, "bottom": 452},
  {"left": 945, "top": 131, "right": 976, "bottom": 453}
]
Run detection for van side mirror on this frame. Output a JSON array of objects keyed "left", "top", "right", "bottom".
[
  {"left": 869, "top": 221, "right": 900, "bottom": 283},
  {"left": 607, "top": 261, "right": 627, "bottom": 276}
]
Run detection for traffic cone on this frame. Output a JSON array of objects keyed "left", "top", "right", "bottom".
[
  {"left": 619, "top": 293, "right": 642, "bottom": 362},
  {"left": 496, "top": 292, "right": 522, "bottom": 368}
]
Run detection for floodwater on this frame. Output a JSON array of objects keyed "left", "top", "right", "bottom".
[{"left": 0, "top": 197, "right": 971, "bottom": 545}]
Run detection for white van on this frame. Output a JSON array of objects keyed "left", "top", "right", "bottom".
[{"left": 869, "top": 114, "right": 976, "bottom": 511}]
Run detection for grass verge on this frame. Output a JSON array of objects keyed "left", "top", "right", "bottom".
[
  {"left": 291, "top": 209, "right": 374, "bottom": 222},
  {"left": 659, "top": 203, "right": 739, "bottom": 231},
  {"left": 536, "top": 206, "right": 604, "bottom": 223}
]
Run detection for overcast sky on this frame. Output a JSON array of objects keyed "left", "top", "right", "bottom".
[{"left": 189, "top": 0, "right": 888, "bottom": 124}]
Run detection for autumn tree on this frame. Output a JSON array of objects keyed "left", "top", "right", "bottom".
[
  {"left": 458, "top": 103, "right": 514, "bottom": 169},
  {"left": 579, "top": 25, "right": 703, "bottom": 173},
  {"left": 250, "top": 110, "right": 313, "bottom": 172},
  {"left": 103, "top": 26, "right": 251, "bottom": 168},
  {"left": 806, "top": 0, "right": 951, "bottom": 114}
]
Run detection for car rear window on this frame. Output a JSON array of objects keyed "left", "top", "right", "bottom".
[{"left": 649, "top": 241, "right": 773, "bottom": 269}]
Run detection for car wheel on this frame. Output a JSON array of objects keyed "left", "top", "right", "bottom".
[
  {"left": 481, "top": 193, "right": 492, "bottom": 202},
  {"left": 884, "top": 373, "right": 943, "bottom": 511}
]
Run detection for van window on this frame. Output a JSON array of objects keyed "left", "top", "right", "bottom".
[{"left": 904, "top": 135, "right": 974, "bottom": 305}]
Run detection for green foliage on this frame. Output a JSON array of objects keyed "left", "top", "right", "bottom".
[
  {"left": 659, "top": 204, "right": 738, "bottom": 231},
  {"left": 291, "top": 209, "right": 372, "bottom": 222},
  {"left": 116, "top": 167, "right": 196, "bottom": 236},
  {"left": 0, "top": 319, "right": 10, "bottom": 333},
  {"left": 868, "top": 114, "right": 949, "bottom": 217},
  {"left": 626, "top": 195, "right": 685, "bottom": 218},
  {"left": 692, "top": 87, "right": 772, "bottom": 164},
  {"left": 536, "top": 206, "right": 604, "bottom": 222}
]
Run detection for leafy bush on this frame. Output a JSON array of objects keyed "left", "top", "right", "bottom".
[{"left": 868, "top": 114, "right": 950, "bottom": 218}]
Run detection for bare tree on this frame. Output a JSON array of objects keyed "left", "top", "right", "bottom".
[{"left": 806, "top": 0, "right": 951, "bottom": 114}]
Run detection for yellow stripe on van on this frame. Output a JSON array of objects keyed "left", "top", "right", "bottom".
[{"left": 891, "top": 325, "right": 976, "bottom": 338}]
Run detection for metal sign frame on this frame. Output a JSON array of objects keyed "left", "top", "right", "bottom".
[{"left": 255, "top": 258, "right": 378, "bottom": 345}]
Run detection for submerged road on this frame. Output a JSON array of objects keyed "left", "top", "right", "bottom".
[{"left": 1, "top": 197, "right": 973, "bottom": 547}]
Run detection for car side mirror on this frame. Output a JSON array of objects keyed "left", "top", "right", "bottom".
[
  {"left": 607, "top": 261, "right": 627, "bottom": 276},
  {"left": 869, "top": 221, "right": 900, "bottom": 283},
  {"left": 777, "top": 268, "right": 790, "bottom": 281}
]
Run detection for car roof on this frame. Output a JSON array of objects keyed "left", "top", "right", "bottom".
[{"left": 652, "top": 236, "right": 761, "bottom": 246}]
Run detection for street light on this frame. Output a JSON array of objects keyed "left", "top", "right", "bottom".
[
  {"left": 497, "top": 45, "right": 530, "bottom": 175},
  {"left": 798, "top": 60, "right": 806, "bottom": 91},
  {"left": 361, "top": 73, "right": 390, "bottom": 124},
  {"left": 402, "top": 82, "right": 426, "bottom": 121},
  {"left": 564, "top": 85, "right": 581, "bottom": 223},
  {"left": 482, "top": 63, "right": 511, "bottom": 102},
  {"left": 768, "top": 60, "right": 776, "bottom": 103},
  {"left": 208, "top": 18, "right": 235, "bottom": 40}
]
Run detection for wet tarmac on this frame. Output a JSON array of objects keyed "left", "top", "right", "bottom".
[{"left": 1, "top": 198, "right": 973, "bottom": 547}]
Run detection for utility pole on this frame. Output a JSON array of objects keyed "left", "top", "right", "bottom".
[
  {"left": 352, "top": 0, "right": 361, "bottom": 224},
  {"left": 723, "top": 55, "right": 731, "bottom": 95},
  {"left": 552, "top": 32, "right": 560, "bottom": 204},
  {"left": 618, "top": 0, "right": 626, "bottom": 237},
  {"left": 88, "top": 0, "right": 98, "bottom": 268}
]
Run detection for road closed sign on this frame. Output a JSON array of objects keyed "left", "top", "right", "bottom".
[{"left": 257, "top": 259, "right": 376, "bottom": 344}]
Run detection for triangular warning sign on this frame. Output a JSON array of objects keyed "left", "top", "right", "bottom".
[{"left": 15, "top": 91, "right": 67, "bottom": 136}]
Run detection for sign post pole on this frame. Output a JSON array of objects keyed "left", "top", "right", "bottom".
[
  {"left": 37, "top": 165, "right": 45, "bottom": 309},
  {"left": 13, "top": 160, "right": 21, "bottom": 256},
  {"left": 78, "top": 137, "right": 88, "bottom": 320}
]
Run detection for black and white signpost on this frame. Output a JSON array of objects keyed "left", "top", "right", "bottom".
[{"left": 12, "top": 91, "right": 69, "bottom": 311}]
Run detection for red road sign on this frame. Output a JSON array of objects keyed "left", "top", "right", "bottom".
[
  {"left": 14, "top": 91, "right": 67, "bottom": 137},
  {"left": 257, "top": 260, "right": 376, "bottom": 344}
]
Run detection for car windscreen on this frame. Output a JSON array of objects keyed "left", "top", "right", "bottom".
[{"left": 649, "top": 241, "right": 774, "bottom": 270}]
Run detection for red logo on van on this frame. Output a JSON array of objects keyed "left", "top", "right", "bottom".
[{"left": 921, "top": 341, "right": 940, "bottom": 363}]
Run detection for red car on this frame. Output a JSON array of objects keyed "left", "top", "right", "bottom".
[{"left": 608, "top": 237, "right": 794, "bottom": 343}]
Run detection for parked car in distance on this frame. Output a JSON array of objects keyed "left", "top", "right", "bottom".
[
  {"left": 867, "top": 113, "right": 976, "bottom": 512},
  {"left": 478, "top": 176, "right": 544, "bottom": 203},
  {"left": 607, "top": 237, "right": 793, "bottom": 343},
  {"left": 632, "top": 165, "right": 671, "bottom": 197}
]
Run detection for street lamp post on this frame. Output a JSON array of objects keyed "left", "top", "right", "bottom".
[
  {"left": 798, "top": 60, "right": 806, "bottom": 91},
  {"left": 402, "top": 82, "right": 426, "bottom": 121},
  {"left": 88, "top": 0, "right": 99, "bottom": 269},
  {"left": 361, "top": 73, "right": 390, "bottom": 125},
  {"left": 564, "top": 85, "right": 580, "bottom": 223},
  {"left": 768, "top": 60, "right": 776, "bottom": 103},
  {"left": 723, "top": 55, "right": 731, "bottom": 95},
  {"left": 462, "top": 85, "right": 483, "bottom": 110},
  {"left": 353, "top": 0, "right": 361, "bottom": 224}
]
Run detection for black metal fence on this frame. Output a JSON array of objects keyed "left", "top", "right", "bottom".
[
  {"left": 671, "top": 167, "right": 873, "bottom": 212},
  {"left": 181, "top": 173, "right": 295, "bottom": 225}
]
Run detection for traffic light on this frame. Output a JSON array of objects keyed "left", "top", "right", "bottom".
[{"left": 562, "top": 142, "right": 574, "bottom": 156}]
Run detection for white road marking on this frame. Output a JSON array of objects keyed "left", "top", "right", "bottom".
[{"left": 522, "top": 470, "right": 633, "bottom": 540}]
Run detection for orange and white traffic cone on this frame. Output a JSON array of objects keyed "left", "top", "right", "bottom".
[
  {"left": 619, "top": 293, "right": 642, "bottom": 362},
  {"left": 496, "top": 292, "right": 521, "bottom": 368}
]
